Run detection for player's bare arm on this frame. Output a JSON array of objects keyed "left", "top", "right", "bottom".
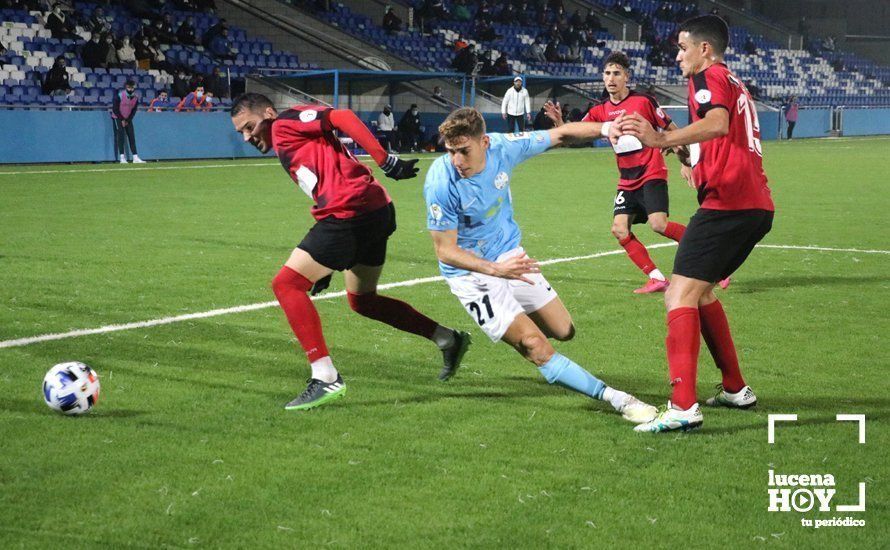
[
  {"left": 429, "top": 229, "right": 540, "bottom": 284},
  {"left": 548, "top": 120, "right": 621, "bottom": 148},
  {"left": 618, "top": 108, "right": 729, "bottom": 149}
]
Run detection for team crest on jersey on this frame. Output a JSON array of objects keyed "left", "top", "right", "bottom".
[
  {"left": 504, "top": 132, "right": 529, "bottom": 141},
  {"left": 534, "top": 133, "right": 545, "bottom": 143},
  {"left": 429, "top": 203, "right": 444, "bottom": 221},
  {"left": 695, "top": 90, "right": 712, "bottom": 104},
  {"left": 299, "top": 110, "right": 318, "bottom": 123},
  {"left": 494, "top": 171, "right": 509, "bottom": 189}
]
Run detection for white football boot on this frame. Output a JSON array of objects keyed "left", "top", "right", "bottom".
[
  {"left": 132, "top": 154, "right": 146, "bottom": 164},
  {"left": 616, "top": 394, "right": 658, "bottom": 424},
  {"left": 119, "top": 154, "right": 128, "bottom": 163},
  {"left": 705, "top": 385, "right": 757, "bottom": 409},
  {"left": 634, "top": 401, "right": 704, "bottom": 433}
]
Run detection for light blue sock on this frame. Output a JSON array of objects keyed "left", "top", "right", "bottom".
[{"left": 538, "top": 353, "right": 606, "bottom": 400}]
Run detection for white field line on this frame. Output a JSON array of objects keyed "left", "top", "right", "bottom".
[
  {"left": 0, "top": 156, "right": 444, "bottom": 177},
  {"left": 1, "top": 243, "right": 887, "bottom": 350}
]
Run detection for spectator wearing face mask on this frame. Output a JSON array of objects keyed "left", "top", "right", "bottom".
[
  {"left": 117, "top": 36, "right": 137, "bottom": 69},
  {"left": 398, "top": 104, "right": 422, "bottom": 152},
  {"left": 376, "top": 104, "right": 396, "bottom": 153},
  {"left": 45, "top": 3, "right": 79, "bottom": 40},
  {"left": 112, "top": 80, "right": 146, "bottom": 163},
  {"left": 148, "top": 90, "right": 173, "bottom": 111},
  {"left": 175, "top": 85, "right": 211, "bottom": 111},
  {"left": 42, "top": 55, "right": 73, "bottom": 95},
  {"left": 101, "top": 33, "right": 120, "bottom": 69},
  {"left": 172, "top": 69, "right": 191, "bottom": 99},
  {"left": 82, "top": 32, "right": 105, "bottom": 68}
]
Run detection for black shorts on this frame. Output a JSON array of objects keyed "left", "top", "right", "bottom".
[
  {"left": 298, "top": 202, "right": 397, "bottom": 271},
  {"left": 673, "top": 208, "right": 774, "bottom": 283},
  {"left": 613, "top": 179, "right": 669, "bottom": 223}
]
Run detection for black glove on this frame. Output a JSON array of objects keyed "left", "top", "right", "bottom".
[
  {"left": 309, "top": 274, "right": 332, "bottom": 296},
  {"left": 381, "top": 154, "right": 419, "bottom": 180}
]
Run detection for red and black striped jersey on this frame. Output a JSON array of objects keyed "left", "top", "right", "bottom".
[
  {"left": 271, "top": 106, "right": 391, "bottom": 221},
  {"left": 582, "top": 91, "right": 672, "bottom": 190},
  {"left": 687, "top": 63, "right": 774, "bottom": 211}
]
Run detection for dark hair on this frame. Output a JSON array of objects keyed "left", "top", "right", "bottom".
[
  {"left": 125, "top": 80, "right": 135, "bottom": 87},
  {"left": 230, "top": 92, "right": 274, "bottom": 116},
  {"left": 679, "top": 15, "right": 730, "bottom": 55},
  {"left": 603, "top": 51, "right": 630, "bottom": 71}
]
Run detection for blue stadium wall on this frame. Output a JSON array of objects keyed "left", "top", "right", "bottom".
[{"left": 1, "top": 108, "right": 888, "bottom": 164}]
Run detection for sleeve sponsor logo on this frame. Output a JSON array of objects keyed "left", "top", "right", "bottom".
[
  {"left": 695, "top": 90, "right": 712, "bottom": 104},
  {"left": 429, "top": 203, "right": 444, "bottom": 221},
  {"left": 494, "top": 171, "right": 509, "bottom": 189},
  {"left": 299, "top": 110, "right": 318, "bottom": 123}
]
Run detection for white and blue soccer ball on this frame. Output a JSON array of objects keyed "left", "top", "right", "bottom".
[{"left": 42, "top": 362, "right": 101, "bottom": 415}]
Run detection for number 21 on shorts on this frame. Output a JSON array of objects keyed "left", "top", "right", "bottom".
[{"left": 467, "top": 294, "right": 495, "bottom": 326}]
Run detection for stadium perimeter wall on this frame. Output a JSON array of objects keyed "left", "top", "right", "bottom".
[{"left": 1, "top": 108, "right": 888, "bottom": 164}]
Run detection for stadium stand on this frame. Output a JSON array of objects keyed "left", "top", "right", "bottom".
[{"left": 0, "top": 2, "right": 319, "bottom": 108}]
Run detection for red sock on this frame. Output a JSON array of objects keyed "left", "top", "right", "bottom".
[
  {"left": 347, "top": 292, "right": 438, "bottom": 339},
  {"left": 699, "top": 300, "right": 746, "bottom": 393},
  {"left": 663, "top": 221, "right": 686, "bottom": 242},
  {"left": 619, "top": 233, "right": 656, "bottom": 275},
  {"left": 666, "top": 307, "right": 700, "bottom": 409},
  {"left": 271, "top": 267, "right": 330, "bottom": 362}
]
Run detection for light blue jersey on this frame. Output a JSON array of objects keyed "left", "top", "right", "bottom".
[{"left": 424, "top": 130, "right": 552, "bottom": 278}]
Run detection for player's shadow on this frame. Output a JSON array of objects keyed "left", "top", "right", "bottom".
[
  {"left": 0, "top": 397, "right": 147, "bottom": 418},
  {"left": 732, "top": 274, "right": 889, "bottom": 292}
]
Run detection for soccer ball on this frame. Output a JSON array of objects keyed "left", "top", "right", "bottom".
[{"left": 42, "top": 362, "right": 101, "bottom": 415}]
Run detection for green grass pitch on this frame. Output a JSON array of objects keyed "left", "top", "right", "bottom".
[{"left": 0, "top": 137, "right": 887, "bottom": 548}]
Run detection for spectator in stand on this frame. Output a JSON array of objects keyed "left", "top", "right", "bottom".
[
  {"left": 544, "top": 40, "right": 560, "bottom": 62},
  {"left": 398, "top": 103, "right": 422, "bottom": 152},
  {"left": 478, "top": 50, "right": 495, "bottom": 76},
  {"left": 822, "top": 35, "right": 836, "bottom": 52},
  {"left": 0, "top": 42, "right": 8, "bottom": 66},
  {"left": 117, "top": 36, "right": 137, "bottom": 69},
  {"left": 150, "top": 15, "right": 176, "bottom": 45},
  {"left": 148, "top": 90, "right": 173, "bottom": 111},
  {"left": 112, "top": 80, "right": 146, "bottom": 163},
  {"left": 134, "top": 35, "right": 154, "bottom": 69},
  {"left": 101, "top": 33, "right": 120, "bottom": 69},
  {"left": 176, "top": 16, "right": 198, "bottom": 45},
  {"left": 523, "top": 38, "right": 546, "bottom": 63},
  {"left": 452, "top": 0, "right": 471, "bottom": 22},
  {"left": 202, "top": 19, "right": 227, "bottom": 48},
  {"left": 86, "top": 6, "right": 110, "bottom": 36},
  {"left": 41, "top": 55, "right": 72, "bottom": 95},
  {"left": 204, "top": 91, "right": 215, "bottom": 110},
  {"left": 494, "top": 53, "right": 511, "bottom": 76},
  {"left": 45, "top": 3, "right": 78, "bottom": 40},
  {"left": 476, "top": 0, "right": 492, "bottom": 22},
  {"left": 501, "top": 76, "right": 531, "bottom": 132},
  {"left": 798, "top": 16, "right": 810, "bottom": 45},
  {"left": 176, "top": 85, "right": 212, "bottom": 111},
  {"left": 82, "top": 33, "right": 104, "bottom": 68},
  {"left": 744, "top": 36, "right": 757, "bottom": 55},
  {"left": 376, "top": 104, "right": 396, "bottom": 152},
  {"left": 498, "top": 4, "right": 517, "bottom": 25},
  {"left": 382, "top": 6, "right": 402, "bottom": 34},
  {"left": 172, "top": 68, "right": 191, "bottom": 98},
  {"left": 209, "top": 27, "right": 236, "bottom": 60},
  {"left": 451, "top": 43, "right": 477, "bottom": 75},
  {"left": 205, "top": 66, "right": 229, "bottom": 99},
  {"left": 453, "top": 34, "right": 468, "bottom": 51},
  {"left": 533, "top": 105, "right": 554, "bottom": 130},
  {"left": 784, "top": 95, "right": 799, "bottom": 140},
  {"left": 431, "top": 85, "right": 447, "bottom": 106}
]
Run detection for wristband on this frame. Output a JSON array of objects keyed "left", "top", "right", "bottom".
[{"left": 600, "top": 121, "right": 612, "bottom": 137}]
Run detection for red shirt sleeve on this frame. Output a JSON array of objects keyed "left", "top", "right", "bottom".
[
  {"left": 692, "top": 66, "right": 732, "bottom": 119},
  {"left": 647, "top": 97, "right": 672, "bottom": 130},
  {"left": 327, "top": 109, "right": 388, "bottom": 167}
]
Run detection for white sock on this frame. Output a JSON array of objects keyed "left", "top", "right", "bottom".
[
  {"left": 310, "top": 356, "right": 338, "bottom": 383},
  {"left": 601, "top": 387, "right": 629, "bottom": 411},
  {"left": 648, "top": 268, "right": 666, "bottom": 281},
  {"left": 431, "top": 325, "right": 456, "bottom": 350}
]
